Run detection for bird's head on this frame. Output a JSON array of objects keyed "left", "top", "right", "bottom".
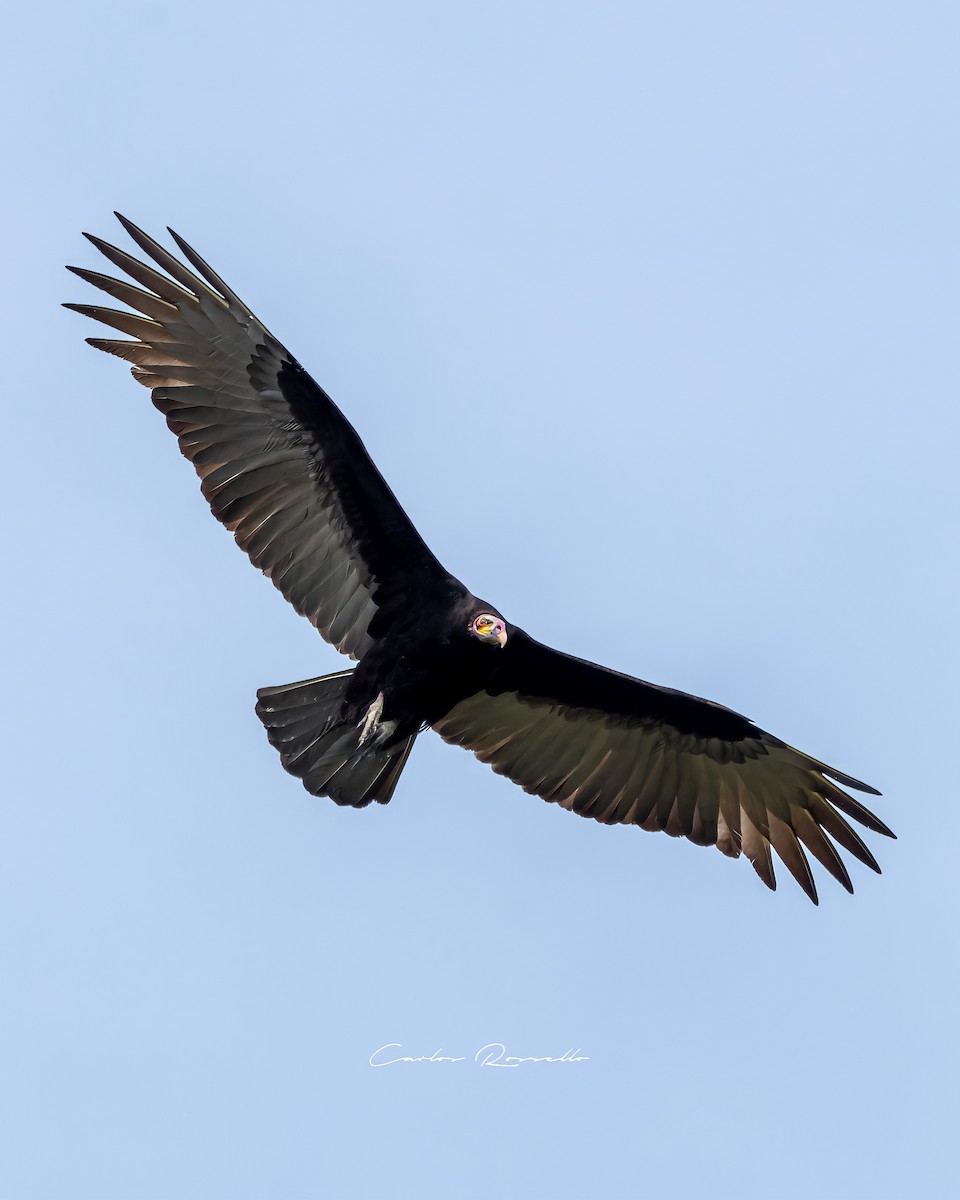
[{"left": 470, "top": 611, "right": 508, "bottom": 649}]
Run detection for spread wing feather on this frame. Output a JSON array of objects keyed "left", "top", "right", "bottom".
[
  {"left": 65, "top": 214, "right": 452, "bottom": 659},
  {"left": 433, "top": 629, "right": 893, "bottom": 903}
]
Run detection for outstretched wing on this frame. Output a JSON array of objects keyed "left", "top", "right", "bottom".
[
  {"left": 65, "top": 214, "right": 455, "bottom": 659},
  {"left": 433, "top": 629, "right": 893, "bottom": 903}
]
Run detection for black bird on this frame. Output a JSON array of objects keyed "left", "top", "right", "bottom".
[{"left": 65, "top": 215, "right": 894, "bottom": 903}]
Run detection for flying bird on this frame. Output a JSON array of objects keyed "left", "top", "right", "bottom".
[{"left": 65, "top": 214, "right": 894, "bottom": 903}]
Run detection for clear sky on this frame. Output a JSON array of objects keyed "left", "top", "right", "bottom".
[{"left": 2, "top": 2, "right": 958, "bottom": 1197}]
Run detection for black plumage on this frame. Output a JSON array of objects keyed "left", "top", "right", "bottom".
[{"left": 65, "top": 215, "right": 895, "bottom": 903}]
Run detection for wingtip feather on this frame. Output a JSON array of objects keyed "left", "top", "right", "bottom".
[{"left": 823, "top": 767, "right": 882, "bottom": 797}]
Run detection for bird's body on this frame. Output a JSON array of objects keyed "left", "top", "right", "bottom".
[
  {"left": 343, "top": 594, "right": 503, "bottom": 744},
  {"left": 66, "top": 215, "right": 895, "bottom": 903}
]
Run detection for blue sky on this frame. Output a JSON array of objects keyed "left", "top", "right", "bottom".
[{"left": 3, "top": 2, "right": 958, "bottom": 1197}]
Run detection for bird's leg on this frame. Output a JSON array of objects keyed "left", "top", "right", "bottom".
[{"left": 358, "top": 692, "right": 385, "bottom": 747}]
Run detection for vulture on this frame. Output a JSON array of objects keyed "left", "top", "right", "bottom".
[{"left": 65, "top": 214, "right": 894, "bottom": 903}]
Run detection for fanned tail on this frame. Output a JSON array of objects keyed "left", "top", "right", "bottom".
[{"left": 255, "top": 671, "right": 415, "bottom": 807}]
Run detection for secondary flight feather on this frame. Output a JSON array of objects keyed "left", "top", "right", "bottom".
[{"left": 65, "top": 214, "right": 894, "bottom": 903}]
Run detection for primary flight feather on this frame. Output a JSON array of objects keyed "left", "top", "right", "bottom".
[{"left": 65, "top": 215, "right": 894, "bottom": 903}]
